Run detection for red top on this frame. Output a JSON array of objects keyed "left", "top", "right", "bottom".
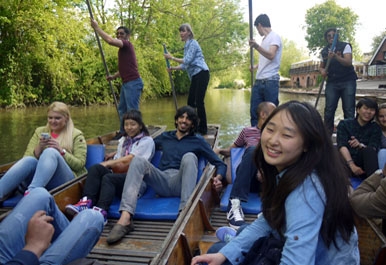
[{"left": 118, "top": 40, "right": 140, "bottom": 83}]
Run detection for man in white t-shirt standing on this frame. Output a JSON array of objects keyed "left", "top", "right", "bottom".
[{"left": 249, "top": 14, "right": 282, "bottom": 127}]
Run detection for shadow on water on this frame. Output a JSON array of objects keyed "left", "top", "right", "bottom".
[{"left": 0, "top": 88, "right": 338, "bottom": 164}]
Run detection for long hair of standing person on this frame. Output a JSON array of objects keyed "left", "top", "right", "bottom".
[
  {"left": 255, "top": 100, "right": 355, "bottom": 247},
  {"left": 45, "top": 101, "right": 74, "bottom": 152}
]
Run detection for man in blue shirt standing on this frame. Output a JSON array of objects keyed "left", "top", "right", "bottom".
[{"left": 106, "top": 105, "right": 226, "bottom": 244}]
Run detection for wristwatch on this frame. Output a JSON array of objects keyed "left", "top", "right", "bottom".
[{"left": 61, "top": 149, "right": 67, "bottom": 156}]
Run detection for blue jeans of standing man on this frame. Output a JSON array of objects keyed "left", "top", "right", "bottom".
[
  {"left": 118, "top": 77, "right": 144, "bottom": 133},
  {"left": 119, "top": 153, "right": 198, "bottom": 214},
  {"left": 0, "top": 148, "right": 75, "bottom": 200},
  {"left": 0, "top": 187, "right": 104, "bottom": 264},
  {"left": 250, "top": 75, "right": 280, "bottom": 126},
  {"left": 324, "top": 79, "right": 356, "bottom": 135}
]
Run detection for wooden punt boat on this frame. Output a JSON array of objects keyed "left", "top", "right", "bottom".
[{"left": 1, "top": 124, "right": 386, "bottom": 264}]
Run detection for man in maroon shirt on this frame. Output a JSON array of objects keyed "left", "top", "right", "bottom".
[{"left": 91, "top": 19, "right": 143, "bottom": 135}]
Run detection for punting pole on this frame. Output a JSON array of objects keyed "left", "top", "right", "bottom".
[
  {"left": 163, "top": 44, "right": 178, "bottom": 111},
  {"left": 248, "top": 0, "right": 254, "bottom": 88},
  {"left": 315, "top": 29, "right": 339, "bottom": 108},
  {"left": 85, "top": 0, "right": 120, "bottom": 120}
]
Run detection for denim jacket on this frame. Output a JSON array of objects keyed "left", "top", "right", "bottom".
[
  {"left": 220, "top": 171, "right": 359, "bottom": 265},
  {"left": 179, "top": 39, "right": 209, "bottom": 80}
]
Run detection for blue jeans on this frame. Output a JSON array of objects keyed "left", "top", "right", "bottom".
[
  {"left": 118, "top": 77, "right": 144, "bottom": 133},
  {"left": 120, "top": 153, "right": 198, "bottom": 214},
  {"left": 0, "top": 188, "right": 104, "bottom": 264},
  {"left": 324, "top": 79, "right": 356, "bottom": 135},
  {"left": 0, "top": 148, "right": 75, "bottom": 200},
  {"left": 378, "top": 149, "right": 386, "bottom": 169},
  {"left": 250, "top": 77, "right": 279, "bottom": 126}
]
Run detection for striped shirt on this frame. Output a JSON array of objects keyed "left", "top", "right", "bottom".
[{"left": 233, "top": 126, "right": 261, "bottom": 149}]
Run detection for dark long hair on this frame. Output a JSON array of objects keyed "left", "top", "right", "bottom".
[
  {"left": 255, "top": 101, "right": 354, "bottom": 247},
  {"left": 121, "top": 109, "right": 149, "bottom": 136}
]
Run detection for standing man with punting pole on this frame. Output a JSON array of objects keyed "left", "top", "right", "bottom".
[
  {"left": 319, "top": 28, "right": 357, "bottom": 136},
  {"left": 248, "top": 14, "right": 282, "bottom": 127},
  {"left": 88, "top": 2, "right": 144, "bottom": 138}
]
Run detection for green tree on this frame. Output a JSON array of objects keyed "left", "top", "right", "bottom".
[
  {"left": 304, "top": 0, "right": 360, "bottom": 58},
  {"left": 0, "top": 0, "right": 248, "bottom": 107},
  {"left": 370, "top": 30, "right": 386, "bottom": 54},
  {"left": 280, "top": 38, "right": 308, "bottom": 77}
]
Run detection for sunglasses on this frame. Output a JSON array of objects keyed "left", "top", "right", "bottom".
[
  {"left": 327, "top": 33, "right": 335, "bottom": 39},
  {"left": 116, "top": 31, "right": 125, "bottom": 37}
]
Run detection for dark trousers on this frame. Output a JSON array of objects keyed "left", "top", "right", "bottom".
[
  {"left": 83, "top": 164, "right": 125, "bottom": 210},
  {"left": 188, "top": 70, "right": 209, "bottom": 134},
  {"left": 229, "top": 146, "right": 260, "bottom": 204},
  {"left": 354, "top": 146, "right": 379, "bottom": 178}
]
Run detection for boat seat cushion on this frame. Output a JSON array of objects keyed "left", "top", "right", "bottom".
[
  {"left": 107, "top": 151, "right": 208, "bottom": 220},
  {"left": 85, "top": 144, "right": 105, "bottom": 170},
  {"left": 220, "top": 147, "right": 262, "bottom": 214}
]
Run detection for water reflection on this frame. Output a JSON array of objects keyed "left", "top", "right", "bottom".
[{"left": 0, "top": 89, "right": 340, "bottom": 164}]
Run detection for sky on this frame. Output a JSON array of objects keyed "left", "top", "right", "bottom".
[{"left": 241, "top": 0, "right": 386, "bottom": 53}]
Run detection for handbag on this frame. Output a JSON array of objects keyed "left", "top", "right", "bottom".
[{"left": 240, "top": 234, "right": 284, "bottom": 265}]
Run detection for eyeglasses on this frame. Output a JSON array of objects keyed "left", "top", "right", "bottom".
[{"left": 116, "top": 31, "right": 125, "bottom": 37}]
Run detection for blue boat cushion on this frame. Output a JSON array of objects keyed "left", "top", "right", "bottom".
[
  {"left": 2, "top": 194, "right": 23, "bottom": 208},
  {"left": 1, "top": 144, "right": 105, "bottom": 208},
  {"left": 220, "top": 147, "right": 262, "bottom": 214},
  {"left": 350, "top": 176, "right": 363, "bottom": 190},
  {"left": 107, "top": 151, "right": 208, "bottom": 220},
  {"left": 85, "top": 144, "right": 105, "bottom": 170}
]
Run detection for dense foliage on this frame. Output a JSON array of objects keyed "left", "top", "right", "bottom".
[{"left": 0, "top": 0, "right": 249, "bottom": 107}]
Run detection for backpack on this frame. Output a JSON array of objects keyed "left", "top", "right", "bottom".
[{"left": 240, "top": 234, "right": 284, "bottom": 265}]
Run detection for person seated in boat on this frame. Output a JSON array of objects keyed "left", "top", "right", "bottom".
[
  {"left": 215, "top": 101, "right": 276, "bottom": 184},
  {"left": 0, "top": 187, "right": 104, "bottom": 265},
  {"left": 376, "top": 103, "right": 386, "bottom": 170},
  {"left": 215, "top": 101, "right": 275, "bottom": 229},
  {"left": 0, "top": 101, "right": 87, "bottom": 202},
  {"left": 348, "top": 104, "right": 386, "bottom": 219},
  {"left": 64, "top": 110, "right": 155, "bottom": 221},
  {"left": 350, "top": 168, "right": 386, "bottom": 218},
  {"left": 336, "top": 97, "right": 381, "bottom": 179},
  {"left": 106, "top": 105, "right": 227, "bottom": 244},
  {"left": 191, "top": 101, "right": 359, "bottom": 265}
]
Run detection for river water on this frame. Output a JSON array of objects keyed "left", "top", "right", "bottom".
[{"left": 0, "top": 89, "right": 339, "bottom": 164}]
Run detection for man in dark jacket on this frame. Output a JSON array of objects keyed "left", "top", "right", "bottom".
[{"left": 320, "top": 28, "right": 358, "bottom": 136}]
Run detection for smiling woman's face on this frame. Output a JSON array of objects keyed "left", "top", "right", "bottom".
[
  {"left": 261, "top": 110, "right": 305, "bottom": 172},
  {"left": 47, "top": 110, "right": 67, "bottom": 134}
]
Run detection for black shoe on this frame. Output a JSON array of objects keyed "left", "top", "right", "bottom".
[{"left": 106, "top": 219, "right": 134, "bottom": 244}]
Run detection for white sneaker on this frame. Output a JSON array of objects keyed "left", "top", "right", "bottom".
[{"left": 226, "top": 198, "right": 245, "bottom": 229}]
